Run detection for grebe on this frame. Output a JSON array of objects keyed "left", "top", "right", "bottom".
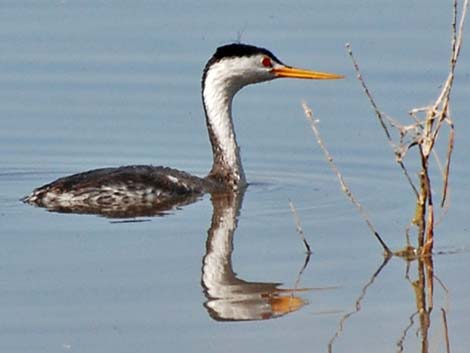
[{"left": 23, "top": 43, "right": 343, "bottom": 217}]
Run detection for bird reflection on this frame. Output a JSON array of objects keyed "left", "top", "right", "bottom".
[
  {"left": 24, "top": 171, "right": 309, "bottom": 320},
  {"left": 202, "top": 191, "right": 308, "bottom": 321},
  {"left": 28, "top": 191, "right": 203, "bottom": 218}
]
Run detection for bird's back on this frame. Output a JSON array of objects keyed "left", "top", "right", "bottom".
[{"left": 23, "top": 165, "right": 216, "bottom": 217}]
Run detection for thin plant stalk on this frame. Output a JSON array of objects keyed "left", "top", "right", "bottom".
[{"left": 301, "top": 102, "right": 391, "bottom": 256}]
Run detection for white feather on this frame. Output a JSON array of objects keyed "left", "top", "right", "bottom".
[{"left": 203, "top": 55, "right": 276, "bottom": 186}]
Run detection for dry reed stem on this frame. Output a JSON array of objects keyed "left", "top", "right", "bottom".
[
  {"left": 438, "top": 0, "right": 468, "bottom": 207},
  {"left": 346, "top": 43, "right": 419, "bottom": 197},
  {"left": 345, "top": 0, "right": 468, "bottom": 256},
  {"left": 441, "top": 127, "right": 454, "bottom": 207},
  {"left": 288, "top": 199, "right": 312, "bottom": 254},
  {"left": 425, "top": 0, "right": 468, "bottom": 206},
  {"left": 441, "top": 308, "right": 451, "bottom": 353},
  {"left": 301, "top": 102, "right": 391, "bottom": 256}
]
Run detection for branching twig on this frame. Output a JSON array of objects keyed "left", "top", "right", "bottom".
[
  {"left": 345, "top": 0, "right": 468, "bottom": 255},
  {"left": 428, "top": 0, "right": 468, "bottom": 207}
]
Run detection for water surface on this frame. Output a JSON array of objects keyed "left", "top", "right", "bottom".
[{"left": 1, "top": 1, "right": 469, "bottom": 352}]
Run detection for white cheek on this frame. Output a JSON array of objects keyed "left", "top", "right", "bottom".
[{"left": 218, "top": 56, "right": 274, "bottom": 86}]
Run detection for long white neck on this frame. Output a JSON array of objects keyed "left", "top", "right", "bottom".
[{"left": 202, "top": 62, "right": 247, "bottom": 189}]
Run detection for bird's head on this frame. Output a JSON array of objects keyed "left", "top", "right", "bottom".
[{"left": 202, "top": 43, "right": 344, "bottom": 95}]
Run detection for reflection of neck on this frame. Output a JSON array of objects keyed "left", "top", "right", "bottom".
[
  {"left": 202, "top": 192, "right": 241, "bottom": 297},
  {"left": 202, "top": 191, "right": 307, "bottom": 322}
]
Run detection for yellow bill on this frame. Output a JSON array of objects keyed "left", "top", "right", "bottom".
[{"left": 273, "top": 66, "right": 344, "bottom": 80}]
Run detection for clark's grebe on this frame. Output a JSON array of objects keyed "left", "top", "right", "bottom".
[{"left": 24, "top": 43, "right": 343, "bottom": 217}]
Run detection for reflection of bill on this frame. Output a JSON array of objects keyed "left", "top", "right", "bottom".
[
  {"left": 202, "top": 191, "right": 307, "bottom": 321},
  {"left": 204, "top": 288, "right": 306, "bottom": 322}
]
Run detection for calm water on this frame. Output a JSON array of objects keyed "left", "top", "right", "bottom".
[{"left": 1, "top": 1, "right": 469, "bottom": 352}]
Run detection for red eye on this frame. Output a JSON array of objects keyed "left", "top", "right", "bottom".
[{"left": 261, "top": 57, "right": 273, "bottom": 68}]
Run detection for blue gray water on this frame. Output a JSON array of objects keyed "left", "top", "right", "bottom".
[{"left": 1, "top": 1, "right": 469, "bottom": 352}]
